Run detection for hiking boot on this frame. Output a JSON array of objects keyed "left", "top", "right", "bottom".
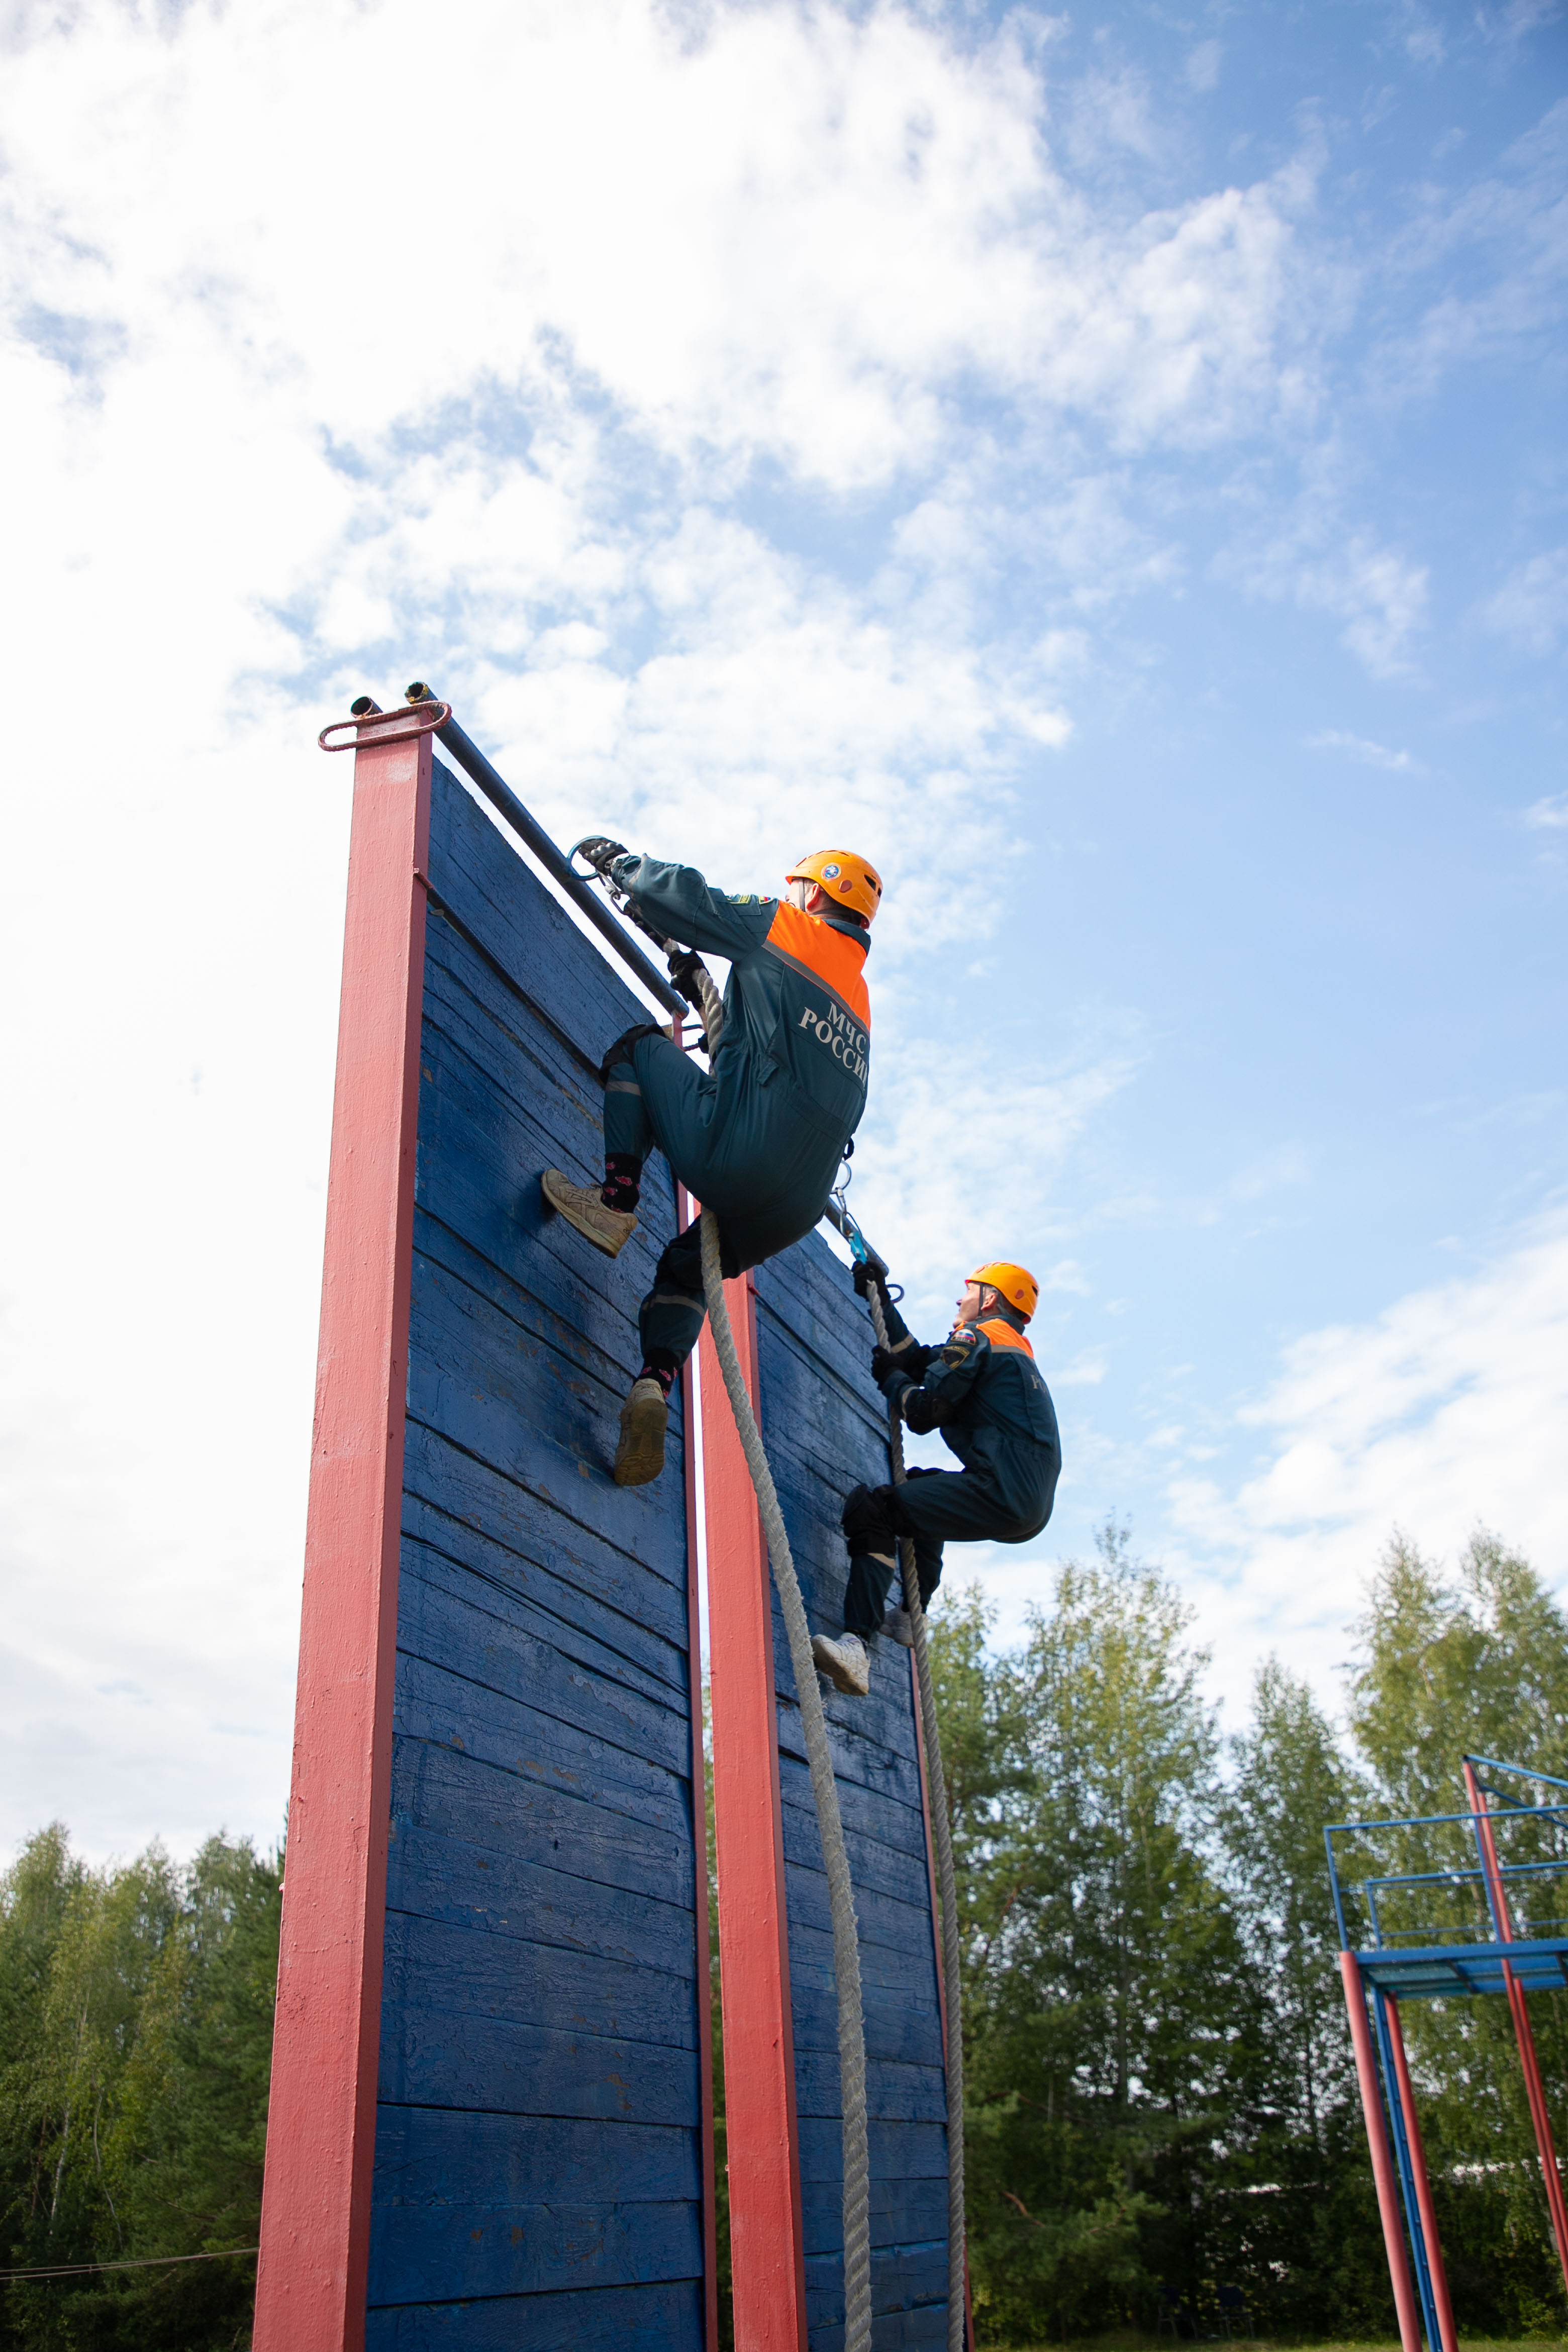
[
  {"left": 811, "top": 1631, "right": 869, "bottom": 1697},
  {"left": 614, "top": 1378, "right": 668, "bottom": 1487},
  {"left": 541, "top": 1169, "right": 637, "bottom": 1258},
  {"left": 880, "top": 1606, "right": 915, "bottom": 1648}
]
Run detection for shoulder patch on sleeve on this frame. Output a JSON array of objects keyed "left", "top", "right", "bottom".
[{"left": 941, "top": 1328, "right": 980, "bottom": 1364}]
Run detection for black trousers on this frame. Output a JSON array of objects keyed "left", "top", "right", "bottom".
[{"left": 839, "top": 1467, "right": 1047, "bottom": 1636}]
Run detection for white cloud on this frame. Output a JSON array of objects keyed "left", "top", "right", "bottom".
[
  {"left": 1526, "top": 792, "right": 1568, "bottom": 828},
  {"left": 1300, "top": 538, "right": 1430, "bottom": 676},
  {"left": 1309, "top": 728, "right": 1424, "bottom": 772},
  {"left": 1484, "top": 547, "right": 1568, "bottom": 655},
  {"left": 1164, "top": 1209, "right": 1568, "bottom": 1691}
]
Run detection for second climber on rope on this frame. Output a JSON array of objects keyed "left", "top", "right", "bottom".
[
  {"left": 541, "top": 843, "right": 883, "bottom": 1487},
  {"left": 811, "top": 1260, "right": 1061, "bottom": 1697}
]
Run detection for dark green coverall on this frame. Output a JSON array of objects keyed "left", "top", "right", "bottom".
[
  {"left": 841, "top": 1300, "right": 1060, "bottom": 1637},
  {"left": 601, "top": 854, "right": 871, "bottom": 1369}
]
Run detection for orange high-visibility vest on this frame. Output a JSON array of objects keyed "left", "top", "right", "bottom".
[
  {"left": 978, "top": 1319, "right": 1035, "bottom": 1358},
  {"left": 763, "top": 901, "right": 870, "bottom": 1032}
]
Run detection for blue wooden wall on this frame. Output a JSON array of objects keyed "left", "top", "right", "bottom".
[
  {"left": 753, "top": 1245, "right": 952, "bottom": 2352},
  {"left": 367, "top": 759, "right": 707, "bottom": 2350}
]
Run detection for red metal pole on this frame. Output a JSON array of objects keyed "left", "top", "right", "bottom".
[
  {"left": 254, "top": 720, "right": 432, "bottom": 2352},
  {"left": 1340, "top": 1951, "right": 1423, "bottom": 2352},
  {"left": 1464, "top": 1762, "right": 1568, "bottom": 2295},
  {"left": 677, "top": 1182, "right": 722, "bottom": 2352},
  {"left": 1383, "top": 1994, "right": 1459, "bottom": 2352},
  {"left": 701, "top": 1269, "right": 809, "bottom": 2352}
]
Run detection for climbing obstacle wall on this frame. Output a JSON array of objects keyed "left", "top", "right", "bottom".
[
  {"left": 256, "top": 704, "right": 956, "bottom": 2352},
  {"left": 256, "top": 727, "right": 712, "bottom": 2352}
]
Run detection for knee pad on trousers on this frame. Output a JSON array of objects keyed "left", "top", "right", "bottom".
[
  {"left": 841, "top": 1483, "right": 914, "bottom": 1551},
  {"left": 599, "top": 1022, "right": 666, "bottom": 1087}
]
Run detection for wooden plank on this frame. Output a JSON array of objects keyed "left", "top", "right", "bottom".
[
  {"left": 401, "top": 1426, "right": 691, "bottom": 1657},
  {"left": 787, "top": 1982, "right": 943, "bottom": 2069},
  {"left": 413, "top": 982, "right": 675, "bottom": 1344},
  {"left": 389, "top": 1738, "right": 693, "bottom": 1909},
  {"left": 796, "top": 2118, "right": 950, "bottom": 2185},
  {"left": 379, "top": 1910, "right": 699, "bottom": 2061},
  {"left": 400, "top": 1532, "right": 690, "bottom": 1718},
  {"left": 384, "top": 1825, "right": 699, "bottom": 1986},
  {"left": 367, "top": 2199, "right": 702, "bottom": 2307},
  {"left": 364, "top": 2276, "right": 703, "bottom": 2351},
  {"left": 372, "top": 2108, "right": 702, "bottom": 2205},
  {"left": 394, "top": 1562, "right": 691, "bottom": 1781},
  {"left": 393, "top": 1653, "right": 692, "bottom": 1834},
  {"left": 799, "top": 2176, "right": 947, "bottom": 2248},
  {"left": 405, "top": 1260, "right": 685, "bottom": 1581},
  {"left": 401, "top": 1490, "right": 689, "bottom": 1700},
  {"left": 426, "top": 760, "right": 654, "bottom": 1067},
  {"left": 377, "top": 1991, "right": 700, "bottom": 2127}
]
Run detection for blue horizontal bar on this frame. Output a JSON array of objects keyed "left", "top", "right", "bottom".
[
  {"left": 1327, "top": 1799, "right": 1568, "bottom": 1837},
  {"left": 1463, "top": 1754, "right": 1568, "bottom": 1797},
  {"left": 1353, "top": 1937, "right": 1568, "bottom": 2000}
]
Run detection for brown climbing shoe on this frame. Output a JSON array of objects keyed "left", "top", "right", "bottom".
[
  {"left": 811, "top": 1631, "right": 869, "bottom": 1697},
  {"left": 614, "top": 1378, "right": 668, "bottom": 1487},
  {"left": 541, "top": 1169, "right": 637, "bottom": 1258}
]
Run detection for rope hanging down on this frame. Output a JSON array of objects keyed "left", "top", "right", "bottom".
[
  {"left": 863, "top": 1279, "right": 967, "bottom": 2352},
  {"left": 699, "top": 1207, "right": 873, "bottom": 2352}
]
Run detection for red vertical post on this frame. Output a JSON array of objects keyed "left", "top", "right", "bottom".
[
  {"left": 676, "top": 1184, "right": 721, "bottom": 2351},
  {"left": 1384, "top": 1995, "right": 1459, "bottom": 2352},
  {"left": 1340, "top": 1951, "right": 1423, "bottom": 2352},
  {"left": 909, "top": 1657, "right": 975, "bottom": 2352},
  {"left": 253, "top": 722, "right": 432, "bottom": 2352},
  {"left": 700, "top": 1270, "right": 808, "bottom": 2352},
  {"left": 1464, "top": 1762, "right": 1568, "bottom": 2294}
]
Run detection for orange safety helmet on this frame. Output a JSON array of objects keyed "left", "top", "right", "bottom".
[
  {"left": 968, "top": 1261, "right": 1040, "bottom": 1323},
  {"left": 785, "top": 849, "right": 883, "bottom": 925}
]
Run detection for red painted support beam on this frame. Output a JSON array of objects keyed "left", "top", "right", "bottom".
[
  {"left": 1464, "top": 1762, "right": 1568, "bottom": 2298},
  {"left": 1384, "top": 1994, "right": 1458, "bottom": 2352},
  {"left": 1341, "top": 1950, "right": 1423, "bottom": 2352},
  {"left": 700, "top": 1269, "right": 808, "bottom": 2352},
  {"left": 253, "top": 723, "right": 432, "bottom": 2352},
  {"left": 910, "top": 1657, "right": 975, "bottom": 2352},
  {"left": 676, "top": 1182, "right": 721, "bottom": 2352}
]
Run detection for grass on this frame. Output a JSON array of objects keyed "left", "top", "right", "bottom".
[{"left": 1001, "top": 2339, "right": 1568, "bottom": 2352}]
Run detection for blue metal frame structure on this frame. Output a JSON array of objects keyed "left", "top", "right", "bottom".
[{"left": 1325, "top": 1755, "right": 1568, "bottom": 2352}]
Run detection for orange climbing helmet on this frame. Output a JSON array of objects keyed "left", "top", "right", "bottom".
[
  {"left": 785, "top": 849, "right": 884, "bottom": 925},
  {"left": 968, "top": 1261, "right": 1040, "bottom": 1323}
]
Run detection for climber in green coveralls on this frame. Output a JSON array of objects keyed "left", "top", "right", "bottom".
[
  {"left": 542, "top": 844, "right": 884, "bottom": 1488},
  {"left": 812, "top": 1259, "right": 1060, "bottom": 1698}
]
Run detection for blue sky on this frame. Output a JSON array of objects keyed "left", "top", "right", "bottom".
[{"left": 1, "top": 0, "right": 1564, "bottom": 1858}]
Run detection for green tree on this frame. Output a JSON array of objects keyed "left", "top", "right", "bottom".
[
  {"left": 938, "top": 1527, "right": 1266, "bottom": 2342},
  {"left": 0, "top": 1826, "right": 280, "bottom": 2352}
]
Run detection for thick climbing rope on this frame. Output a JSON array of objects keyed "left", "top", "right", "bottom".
[
  {"left": 863, "top": 1283, "right": 967, "bottom": 2352},
  {"left": 699, "top": 1209, "right": 873, "bottom": 2352}
]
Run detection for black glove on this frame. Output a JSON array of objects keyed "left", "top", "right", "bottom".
[
  {"left": 872, "top": 1340, "right": 933, "bottom": 1386},
  {"left": 576, "top": 836, "right": 629, "bottom": 876},
  {"left": 851, "top": 1258, "right": 889, "bottom": 1301}
]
